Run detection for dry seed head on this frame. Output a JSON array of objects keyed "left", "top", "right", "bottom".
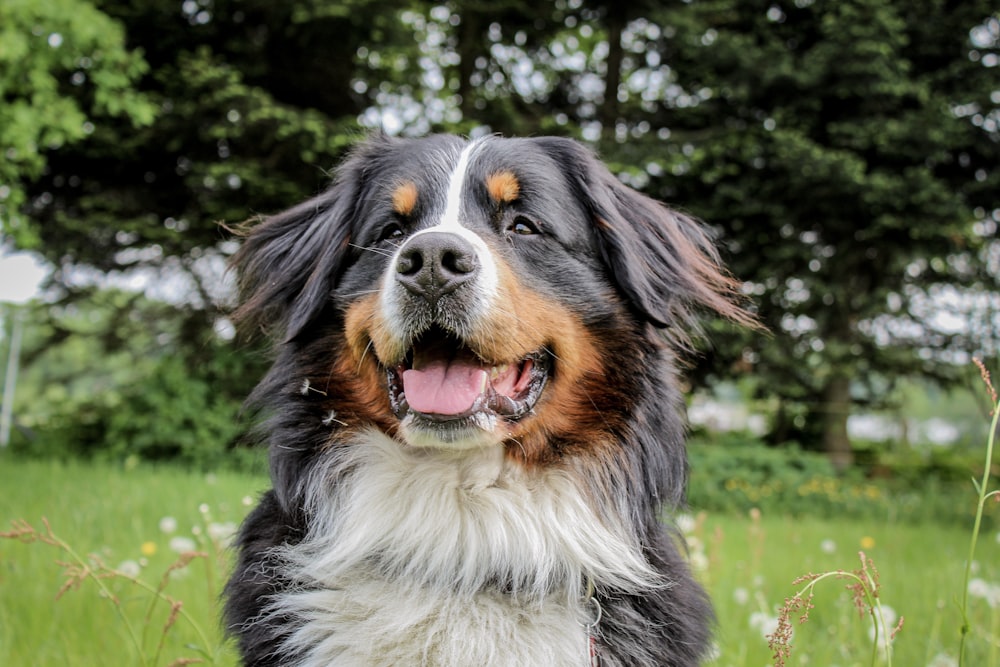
[{"left": 974, "top": 357, "right": 997, "bottom": 409}]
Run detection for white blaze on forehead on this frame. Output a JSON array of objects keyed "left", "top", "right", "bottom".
[
  {"left": 439, "top": 139, "right": 484, "bottom": 230},
  {"left": 379, "top": 138, "right": 499, "bottom": 348}
]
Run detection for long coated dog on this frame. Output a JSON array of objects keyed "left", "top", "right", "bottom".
[{"left": 224, "top": 134, "right": 750, "bottom": 666}]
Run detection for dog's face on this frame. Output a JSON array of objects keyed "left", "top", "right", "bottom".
[
  {"left": 234, "top": 134, "right": 748, "bottom": 460},
  {"left": 341, "top": 136, "right": 629, "bottom": 451}
]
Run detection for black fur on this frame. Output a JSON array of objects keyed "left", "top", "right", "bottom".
[{"left": 224, "top": 134, "right": 749, "bottom": 666}]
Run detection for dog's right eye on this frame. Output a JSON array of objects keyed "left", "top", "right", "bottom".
[{"left": 378, "top": 223, "right": 405, "bottom": 243}]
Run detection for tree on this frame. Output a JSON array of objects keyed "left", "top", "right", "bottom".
[
  {"left": 5, "top": 0, "right": 416, "bottom": 458},
  {"left": 627, "top": 0, "right": 1000, "bottom": 465},
  {"left": 0, "top": 0, "right": 155, "bottom": 246}
]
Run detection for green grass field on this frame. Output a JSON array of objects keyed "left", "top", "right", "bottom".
[{"left": 1, "top": 457, "right": 997, "bottom": 666}]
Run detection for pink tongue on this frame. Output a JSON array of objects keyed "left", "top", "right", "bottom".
[{"left": 402, "top": 360, "right": 489, "bottom": 415}]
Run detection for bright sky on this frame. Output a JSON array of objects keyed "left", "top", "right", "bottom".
[{"left": 0, "top": 251, "right": 49, "bottom": 305}]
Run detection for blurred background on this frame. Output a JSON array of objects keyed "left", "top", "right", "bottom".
[{"left": 1, "top": 0, "right": 998, "bottom": 493}]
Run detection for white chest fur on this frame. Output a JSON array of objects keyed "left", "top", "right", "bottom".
[{"left": 267, "top": 431, "right": 662, "bottom": 666}]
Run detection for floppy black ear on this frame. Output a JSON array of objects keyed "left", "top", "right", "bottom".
[
  {"left": 230, "top": 142, "right": 375, "bottom": 342},
  {"left": 536, "top": 137, "right": 753, "bottom": 336}
]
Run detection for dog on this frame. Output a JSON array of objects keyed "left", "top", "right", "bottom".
[{"left": 224, "top": 134, "right": 750, "bottom": 666}]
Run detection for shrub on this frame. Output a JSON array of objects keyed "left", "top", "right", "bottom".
[{"left": 687, "top": 431, "right": 987, "bottom": 525}]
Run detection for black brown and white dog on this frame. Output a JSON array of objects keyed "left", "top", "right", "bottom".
[{"left": 224, "top": 134, "right": 750, "bottom": 666}]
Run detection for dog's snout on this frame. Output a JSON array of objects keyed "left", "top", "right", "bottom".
[{"left": 395, "top": 231, "right": 479, "bottom": 301}]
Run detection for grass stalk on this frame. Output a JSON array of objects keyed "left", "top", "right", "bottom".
[
  {"left": 958, "top": 359, "right": 1000, "bottom": 665},
  {"left": 1, "top": 518, "right": 219, "bottom": 666}
]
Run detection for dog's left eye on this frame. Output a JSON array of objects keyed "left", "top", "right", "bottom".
[
  {"left": 509, "top": 216, "right": 540, "bottom": 236},
  {"left": 378, "top": 223, "right": 405, "bottom": 243}
]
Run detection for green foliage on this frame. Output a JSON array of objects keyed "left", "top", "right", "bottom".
[
  {"left": 687, "top": 431, "right": 993, "bottom": 525},
  {"left": 0, "top": 0, "right": 155, "bottom": 246},
  {"left": 4, "top": 292, "right": 263, "bottom": 471},
  {"left": 101, "top": 354, "right": 249, "bottom": 469},
  {"left": 17, "top": 348, "right": 259, "bottom": 471}
]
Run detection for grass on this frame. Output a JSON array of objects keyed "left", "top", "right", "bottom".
[
  {"left": 1, "top": 456, "right": 997, "bottom": 666},
  {"left": 0, "top": 458, "right": 268, "bottom": 667},
  {"left": 695, "top": 511, "right": 997, "bottom": 666}
]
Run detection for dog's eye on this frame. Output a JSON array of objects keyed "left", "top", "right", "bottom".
[
  {"left": 510, "top": 216, "right": 540, "bottom": 236},
  {"left": 379, "top": 223, "right": 405, "bottom": 243}
]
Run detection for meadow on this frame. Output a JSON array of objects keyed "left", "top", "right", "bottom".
[{"left": 1, "top": 457, "right": 997, "bottom": 667}]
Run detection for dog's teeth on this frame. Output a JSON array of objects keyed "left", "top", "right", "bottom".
[{"left": 490, "top": 364, "right": 509, "bottom": 381}]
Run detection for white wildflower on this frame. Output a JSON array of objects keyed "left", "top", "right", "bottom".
[
  {"left": 158, "top": 516, "right": 178, "bottom": 534},
  {"left": 117, "top": 560, "right": 141, "bottom": 578},
  {"left": 927, "top": 652, "right": 958, "bottom": 667},
  {"left": 868, "top": 604, "right": 899, "bottom": 657},
  {"left": 169, "top": 536, "right": 198, "bottom": 553},
  {"left": 968, "top": 578, "right": 1000, "bottom": 608},
  {"left": 676, "top": 513, "right": 696, "bottom": 534},
  {"left": 749, "top": 611, "right": 779, "bottom": 639},
  {"left": 208, "top": 521, "right": 237, "bottom": 547}
]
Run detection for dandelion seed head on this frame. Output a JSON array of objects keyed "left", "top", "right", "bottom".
[
  {"left": 820, "top": 538, "right": 836, "bottom": 554},
  {"left": 689, "top": 551, "right": 709, "bottom": 572},
  {"left": 750, "top": 610, "right": 780, "bottom": 639},
  {"left": 676, "top": 513, "right": 696, "bottom": 534},
  {"left": 208, "top": 521, "right": 237, "bottom": 547},
  {"left": 199, "top": 503, "right": 210, "bottom": 515},
  {"left": 242, "top": 495, "right": 254, "bottom": 507},
  {"left": 733, "top": 587, "right": 750, "bottom": 605},
  {"left": 169, "top": 536, "right": 197, "bottom": 553},
  {"left": 703, "top": 642, "right": 721, "bottom": 661},
  {"left": 968, "top": 578, "right": 1000, "bottom": 608},
  {"left": 117, "top": 559, "right": 141, "bottom": 577},
  {"left": 159, "top": 516, "right": 178, "bottom": 534},
  {"left": 868, "top": 604, "right": 900, "bottom": 658},
  {"left": 928, "top": 651, "right": 958, "bottom": 667}
]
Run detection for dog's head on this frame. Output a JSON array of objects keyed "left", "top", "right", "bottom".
[{"left": 233, "top": 134, "right": 750, "bottom": 458}]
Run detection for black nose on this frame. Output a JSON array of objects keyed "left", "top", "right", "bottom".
[{"left": 395, "top": 231, "right": 479, "bottom": 301}]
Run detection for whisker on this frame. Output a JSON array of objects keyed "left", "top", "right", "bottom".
[
  {"left": 357, "top": 339, "right": 376, "bottom": 374},
  {"left": 349, "top": 243, "right": 394, "bottom": 258},
  {"left": 506, "top": 434, "right": 529, "bottom": 460},
  {"left": 339, "top": 288, "right": 384, "bottom": 299}
]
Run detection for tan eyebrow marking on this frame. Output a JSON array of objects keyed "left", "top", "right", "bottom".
[
  {"left": 486, "top": 171, "right": 520, "bottom": 204},
  {"left": 391, "top": 181, "right": 419, "bottom": 216}
]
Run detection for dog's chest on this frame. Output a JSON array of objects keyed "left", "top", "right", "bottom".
[
  {"left": 268, "top": 434, "right": 648, "bottom": 666},
  {"left": 277, "top": 572, "right": 593, "bottom": 667}
]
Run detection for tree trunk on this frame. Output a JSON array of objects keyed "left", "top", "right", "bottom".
[
  {"left": 820, "top": 373, "right": 853, "bottom": 471},
  {"left": 456, "top": 10, "right": 481, "bottom": 121},
  {"left": 599, "top": 9, "right": 626, "bottom": 141}
]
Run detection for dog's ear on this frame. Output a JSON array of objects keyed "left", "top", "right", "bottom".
[
  {"left": 229, "top": 140, "right": 378, "bottom": 342},
  {"left": 535, "top": 137, "right": 755, "bottom": 337}
]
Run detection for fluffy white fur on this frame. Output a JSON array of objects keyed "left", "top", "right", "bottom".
[{"left": 264, "top": 430, "right": 669, "bottom": 666}]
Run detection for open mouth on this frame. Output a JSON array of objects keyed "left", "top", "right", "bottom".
[{"left": 386, "top": 328, "right": 551, "bottom": 424}]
